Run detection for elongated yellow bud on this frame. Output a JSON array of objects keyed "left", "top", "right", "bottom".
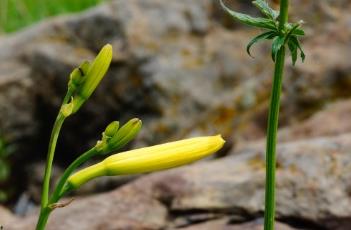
[
  {"left": 72, "top": 44, "right": 113, "bottom": 112},
  {"left": 68, "top": 135, "right": 225, "bottom": 189},
  {"left": 80, "top": 44, "right": 112, "bottom": 99}
]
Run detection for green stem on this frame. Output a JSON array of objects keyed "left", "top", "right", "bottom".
[
  {"left": 264, "top": 1, "right": 289, "bottom": 230},
  {"left": 36, "top": 207, "right": 51, "bottom": 230},
  {"left": 40, "top": 113, "right": 65, "bottom": 208},
  {"left": 37, "top": 113, "right": 65, "bottom": 230}
]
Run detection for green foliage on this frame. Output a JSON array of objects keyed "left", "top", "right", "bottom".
[
  {"left": 220, "top": 0, "right": 305, "bottom": 65},
  {"left": 219, "top": 0, "right": 276, "bottom": 30},
  {"left": 246, "top": 31, "right": 276, "bottom": 57},
  {"left": 252, "top": 0, "right": 278, "bottom": 20},
  {"left": 0, "top": 136, "right": 14, "bottom": 202},
  {"left": 0, "top": 0, "right": 104, "bottom": 33}
]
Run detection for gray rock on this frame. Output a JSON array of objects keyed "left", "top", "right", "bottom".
[
  {"left": 0, "top": 61, "right": 35, "bottom": 145},
  {"left": 178, "top": 218, "right": 298, "bottom": 230},
  {"left": 279, "top": 99, "right": 351, "bottom": 142}
]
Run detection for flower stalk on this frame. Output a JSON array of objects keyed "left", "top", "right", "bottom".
[
  {"left": 264, "top": 1, "right": 289, "bottom": 229},
  {"left": 219, "top": 1, "right": 304, "bottom": 229}
]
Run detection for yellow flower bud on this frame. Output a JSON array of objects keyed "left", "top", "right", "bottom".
[
  {"left": 72, "top": 44, "right": 113, "bottom": 112},
  {"left": 80, "top": 44, "right": 112, "bottom": 99},
  {"left": 68, "top": 135, "right": 225, "bottom": 189}
]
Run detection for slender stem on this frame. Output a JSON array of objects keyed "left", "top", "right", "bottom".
[
  {"left": 278, "top": 0, "right": 289, "bottom": 33},
  {"left": 40, "top": 113, "right": 65, "bottom": 208},
  {"left": 264, "top": 1, "right": 289, "bottom": 230},
  {"left": 50, "top": 147, "right": 98, "bottom": 203},
  {"left": 36, "top": 207, "right": 51, "bottom": 230},
  {"left": 37, "top": 113, "right": 65, "bottom": 230}
]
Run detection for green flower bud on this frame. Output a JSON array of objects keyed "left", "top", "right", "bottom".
[
  {"left": 79, "top": 61, "right": 90, "bottom": 76},
  {"left": 107, "top": 118, "right": 142, "bottom": 151},
  {"left": 104, "top": 121, "right": 120, "bottom": 137},
  {"left": 72, "top": 44, "right": 113, "bottom": 113},
  {"left": 68, "top": 61, "right": 90, "bottom": 94}
]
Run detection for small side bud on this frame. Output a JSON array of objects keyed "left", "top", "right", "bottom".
[
  {"left": 104, "top": 121, "right": 120, "bottom": 137},
  {"left": 107, "top": 118, "right": 142, "bottom": 151},
  {"left": 69, "top": 68, "right": 83, "bottom": 85},
  {"left": 79, "top": 61, "right": 90, "bottom": 76},
  {"left": 68, "top": 61, "right": 90, "bottom": 89}
]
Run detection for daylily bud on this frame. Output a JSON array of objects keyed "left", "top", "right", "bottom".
[
  {"left": 68, "top": 61, "right": 90, "bottom": 93},
  {"left": 108, "top": 118, "right": 142, "bottom": 150},
  {"left": 73, "top": 44, "right": 113, "bottom": 113},
  {"left": 104, "top": 121, "right": 120, "bottom": 137},
  {"left": 79, "top": 61, "right": 90, "bottom": 76},
  {"left": 67, "top": 135, "right": 225, "bottom": 189}
]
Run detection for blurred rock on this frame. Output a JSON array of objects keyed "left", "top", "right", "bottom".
[
  {"left": 0, "top": 61, "right": 36, "bottom": 148},
  {"left": 279, "top": 99, "right": 351, "bottom": 142},
  {"left": 179, "top": 218, "right": 298, "bottom": 230},
  {"left": 237, "top": 99, "right": 351, "bottom": 150},
  {"left": 0, "top": 205, "right": 17, "bottom": 223}
]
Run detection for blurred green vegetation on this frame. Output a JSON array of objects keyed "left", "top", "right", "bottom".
[
  {"left": 0, "top": 0, "right": 105, "bottom": 33},
  {"left": 0, "top": 136, "right": 15, "bottom": 202}
]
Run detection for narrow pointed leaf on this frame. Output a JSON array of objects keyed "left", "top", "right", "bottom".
[
  {"left": 253, "top": 0, "right": 278, "bottom": 20},
  {"left": 284, "top": 23, "right": 301, "bottom": 44},
  {"left": 246, "top": 31, "right": 277, "bottom": 57},
  {"left": 290, "top": 36, "right": 306, "bottom": 62},
  {"left": 271, "top": 35, "right": 285, "bottom": 62},
  {"left": 219, "top": 0, "right": 276, "bottom": 30},
  {"left": 291, "top": 28, "right": 304, "bottom": 36},
  {"left": 288, "top": 40, "right": 298, "bottom": 65}
]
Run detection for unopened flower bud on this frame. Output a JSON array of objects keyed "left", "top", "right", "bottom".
[
  {"left": 68, "top": 135, "right": 225, "bottom": 189},
  {"left": 104, "top": 121, "right": 120, "bottom": 137},
  {"left": 108, "top": 118, "right": 142, "bottom": 150},
  {"left": 72, "top": 44, "right": 113, "bottom": 113}
]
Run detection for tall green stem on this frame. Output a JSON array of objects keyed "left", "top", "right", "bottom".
[
  {"left": 264, "top": 1, "right": 289, "bottom": 230},
  {"left": 40, "top": 113, "right": 65, "bottom": 208},
  {"left": 37, "top": 113, "right": 65, "bottom": 230}
]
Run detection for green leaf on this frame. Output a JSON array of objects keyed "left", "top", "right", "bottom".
[
  {"left": 290, "top": 36, "right": 305, "bottom": 62},
  {"left": 271, "top": 35, "right": 285, "bottom": 62},
  {"left": 219, "top": 0, "right": 276, "bottom": 30},
  {"left": 252, "top": 0, "right": 278, "bottom": 20},
  {"left": 288, "top": 40, "right": 298, "bottom": 65},
  {"left": 284, "top": 23, "right": 301, "bottom": 44},
  {"left": 286, "top": 22, "right": 305, "bottom": 36},
  {"left": 291, "top": 28, "right": 304, "bottom": 36},
  {"left": 246, "top": 31, "right": 277, "bottom": 57}
]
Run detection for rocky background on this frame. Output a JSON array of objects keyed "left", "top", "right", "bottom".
[{"left": 1, "top": 0, "right": 351, "bottom": 229}]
